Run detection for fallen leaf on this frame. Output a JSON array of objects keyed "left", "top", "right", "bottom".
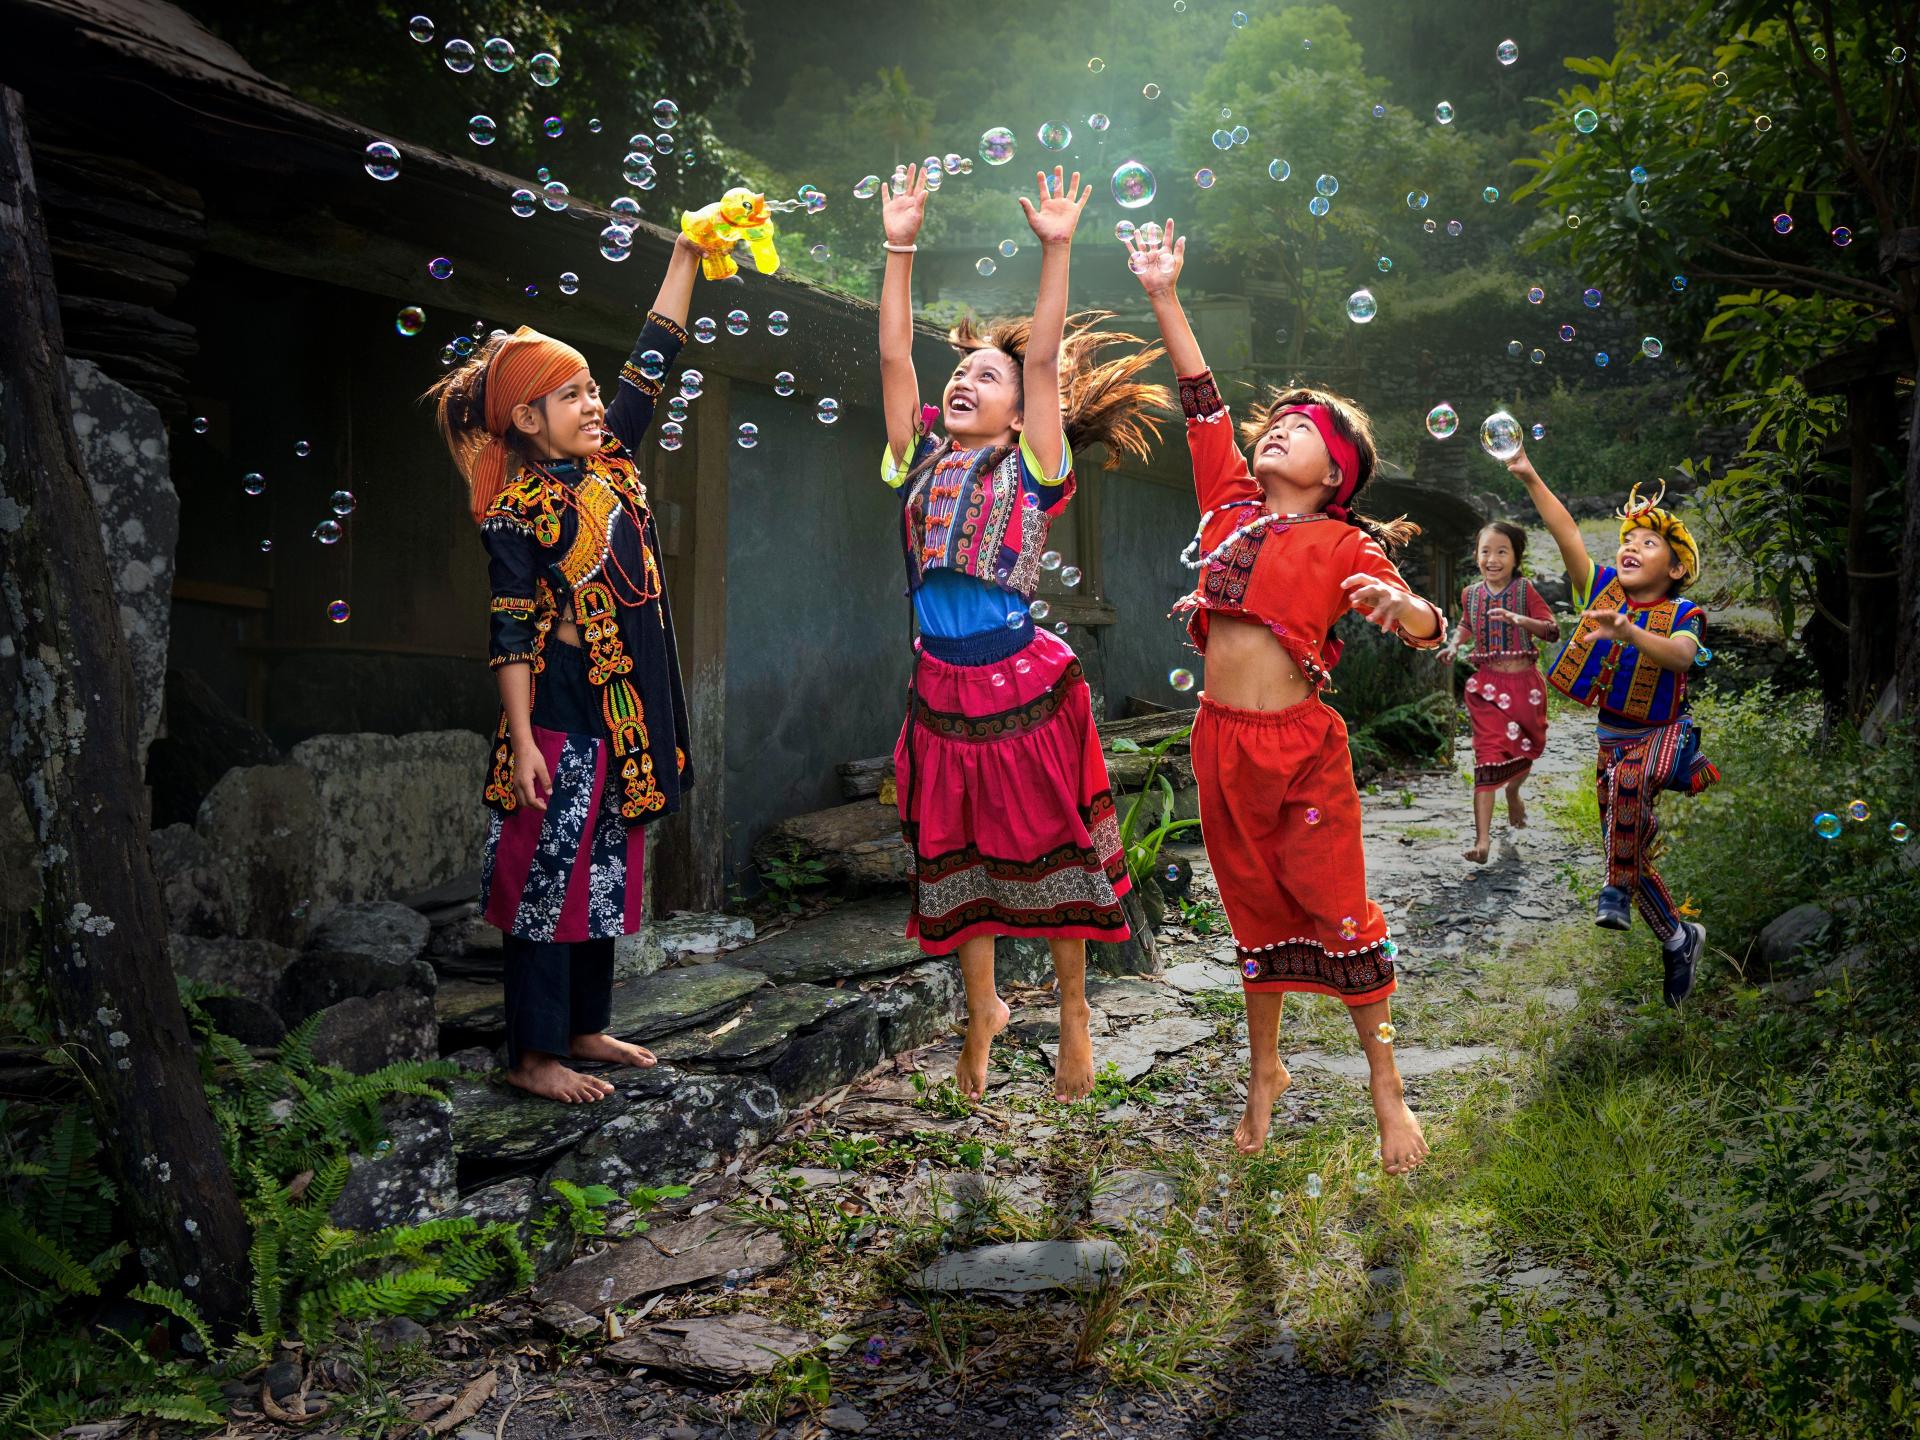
[{"left": 423, "top": 1368, "right": 496, "bottom": 1436}]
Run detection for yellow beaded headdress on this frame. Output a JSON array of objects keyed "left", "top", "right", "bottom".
[{"left": 1617, "top": 480, "right": 1700, "bottom": 584}]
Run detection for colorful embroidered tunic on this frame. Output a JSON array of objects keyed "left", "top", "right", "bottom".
[
  {"left": 480, "top": 312, "right": 693, "bottom": 828},
  {"left": 1545, "top": 564, "right": 1703, "bottom": 726},
  {"left": 1461, "top": 577, "right": 1554, "bottom": 659}
]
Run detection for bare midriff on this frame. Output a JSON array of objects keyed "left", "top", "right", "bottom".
[
  {"left": 1201, "top": 614, "right": 1316, "bottom": 711},
  {"left": 1480, "top": 655, "right": 1537, "bottom": 673},
  {"left": 554, "top": 618, "right": 583, "bottom": 647}
]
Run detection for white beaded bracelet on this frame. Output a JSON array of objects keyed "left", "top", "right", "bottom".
[{"left": 883, "top": 242, "right": 918, "bottom": 253}]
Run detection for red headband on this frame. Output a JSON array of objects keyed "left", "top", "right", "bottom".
[{"left": 1273, "top": 404, "right": 1361, "bottom": 521}]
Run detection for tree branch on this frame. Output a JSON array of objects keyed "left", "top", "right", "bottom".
[{"left": 1700, "top": 239, "right": 1901, "bottom": 303}]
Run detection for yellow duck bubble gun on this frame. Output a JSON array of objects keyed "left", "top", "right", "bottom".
[{"left": 679, "top": 186, "right": 781, "bottom": 281}]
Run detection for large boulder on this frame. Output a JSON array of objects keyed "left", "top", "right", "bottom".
[
  {"left": 165, "top": 934, "right": 296, "bottom": 1008},
  {"left": 195, "top": 993, "right": 286, "bottom": 1046},
  {"left": 195, "top": 763, "right": 320, "bottom": 946},
  {"left": 1754, "top": 904, "right": 1833, "bottom": 974},
  {"left": 290, "top": 731, "right": 490, "bottom": 908},
  {"left": 303, "top": 901, "right": 431, "bottom": 966},
  {"left": 543, "top": 1071, "right": 784, "bottom": 1195},
  {"left": 150, "top": 823, "right": 237, "bottom": 939},
  {"left": 145, "top": 668, "right": 280, "bottom": 829},
  {"left": 306, "top": 990, "right": 439, "bottom": 1073},
  {"left": 328, "top": 1095, "right": 457, "bottom": 1231},
  {"left": 275, "top": 949, "right": 436, "bottom": 1026}
]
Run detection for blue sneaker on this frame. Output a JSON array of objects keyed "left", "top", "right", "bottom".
[
  {"left": 1594, "top": 885, "right": 1632, "bottom": 931},
  {"left": 1663, "top": 921, "right": 1704, "bottom": 1007}
]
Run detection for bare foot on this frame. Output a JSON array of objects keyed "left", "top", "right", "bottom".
[
  {"left": 1507, "top": 791, "right": 1528, "bottom": 828},
  {"left": 1054, "top": 1002, "right": 1095, "bottom": 1102},
  {"left": 954, "top": 995, "right": 1011, "bottom": 1100},
  {"left": 1463, "top": 843, "right": 1489, "bottom": 864},
  {"left": 1232, "top": 1061, "right": 1293, "bottom": 1154},
  {"left": 506, "top": 1052, "right": 615, "bottom": 1104},
  {"left": 570, "top": 1032, "right": 656, "bottom": 1068},
  {"left": 1371, "top": 1074, "right": 1430, "bottom": 1175}
]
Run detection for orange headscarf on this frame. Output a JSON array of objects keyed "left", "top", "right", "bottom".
[{"left": 460, "top": 326, "right": 589, "bottom": 522}]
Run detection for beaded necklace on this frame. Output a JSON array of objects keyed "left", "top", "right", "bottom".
[
  {"left": 525, "top": 459, "right": 663, "bottom": 607},
  {"left": 1180, "top": 499, "right": 1331, "bottom": 571}
]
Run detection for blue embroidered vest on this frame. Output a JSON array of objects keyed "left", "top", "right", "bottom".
[{"left": 1545, "top": 568, "right": 1702, "bottom": 725}]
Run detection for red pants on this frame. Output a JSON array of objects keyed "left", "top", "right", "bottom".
[
  {"left": 1468, "top": 664, "right": 1548, "bottom": 790},
  {"left": 1191, "top": 695, "right": 1397, "bottom": 1004}
]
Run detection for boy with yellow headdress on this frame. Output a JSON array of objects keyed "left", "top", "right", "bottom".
[{"left": 1510, "top": 448, "right": 1719, "bottom": 1006}]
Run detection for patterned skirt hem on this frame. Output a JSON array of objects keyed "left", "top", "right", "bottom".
[
  {"left": 1473, "top": 756, "right": 1534, "bottom": 790},
  {"left": 1241, "top": 975, "right": 1398, "bottom": 1006}
]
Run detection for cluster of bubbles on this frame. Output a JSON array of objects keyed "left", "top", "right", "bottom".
[{"left": 1813, "top": 799, "right": 1909, "bottom": 842}]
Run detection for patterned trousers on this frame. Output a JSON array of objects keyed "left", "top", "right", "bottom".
[{"left": 1594, "top": 722, "right": 1689, "bottom": 941}]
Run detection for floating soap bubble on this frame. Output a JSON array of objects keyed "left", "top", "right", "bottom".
[
  {"left": 1040, "top": 550, "right": 1063, "bottom": 571},
  {"left": 1232, "top": 124, "right": 1249, "bottom": 144},
  {"left": 1268, "top": 158, "right": 1291, "bottom": 181},
  {"left": 1039, "top": 122, "right": 1072, "bottom": 150},
  {"left": 427, "top": 256, "right": 453, "bottom": 280},
  {"left": 1497, "top": 37, "right": 1518, "bottom": 64},
  {"left": 628, "top": 133, "right": 656, "bottom": 155},
  {"left": 330, "top": 489, "right": 356, "bottom": 516},
  {"left": 1813, "top": 811, "right": 1842, "bottom": 839},
  {"left": 655, "top": 133, "right": 674, "bottom": 153},
  {"left": 1482, "top": 185, "right": 1501, "bottom": 203},
  {"left": 677, "top": 366, "right": 705, "bottom": 397},
  {"left": 1891, "top": 822, "right": 1910, "bottom": 843},
  {"left": 1315, "top": 173, "right": 1339, "bottom": 196},
  {"left": 1232, "top": 9, "right": 1248, "bottom": 26},
  {"left": 537, "top": 167, "right": 551, "bottom": 182},
  {"left": 243, "top": 472, "right": 265, "bottom": 495},
  {"left": 312, "top": 519, "right": 342, "bottom": 544},
  {"left": 1305, "top": 1174, "right": 1323, "bottom": 1199},
  {"left": 1112, "top": 159, "right": 1155, "bottom": 208},
  {"left": 737, "top": 422, "right": 759, "bottom": 449},
  {"left": 1088, "top": 55, "right": 1105, "bottom": 72},
  {"left": 1573, "top": 107, "right": 1600, "bottom": 133},
  {"left": 638, "top": 350, "right": 666, "bottom": 380},
  {"left": 1630, "top": 164, "right": 1650, "bottom": 184},
  {"left": 1583, "top": 287, "right": 1603, "bottom": 308},
  {"left": 816, "top": 397, "right": 840, "bottom": 425},
  {"left": 327, "top": 599, "right": 351, "bottom": 624},
  {"left": 726, "top": 309, "right": 749, "bottom": 335},
  {"left": 451, "top": 335, "right": 475, "bottom": 357},
  {"left": 553, "top": 271, "right": 578, "bottom": 297},
  {"left": 999, "top": 239, "right": 1019, "bottom": 258},
  {"left": 1114, "top": 219, "right": 1136, "bottom": 243},
  {"left": 773, "top": 371, "right": 795, "bottom": 396},
  {"left": 624, "top": 153, "right": 656, "bottom": 186},
  {"left": 1061, "top": 565, "right": 1082, "bottom": 587},
  {"left": 1346, "top": 288, "right": 1377, "bottom": 323},
  {"left": 1308, "top": 195, "right": 1329, "bottom": 216},
  {"left": 529, "top": 52, "right": 559, "bottom": 87},
  {"left": 979, "top": 127, "right": 1017, "bottom": 165},
  {"left": 1138, "top": 222, "right": 1162, "bottom": 245},
  {"left": 1305, "top": 807, "right": 1321, "bottom": 825},
  {"left": 1170, "top": 668, "right": 1195, "bottom": 692},
  {"left": 259, "top": 538, "right": 273, "bottom": 552},
  {"left": 1424, "top": 218, "right": 1438, "bottom": 232},
  {"left": 1847, "top": 799, "right": 1869, "bottom": 822},
  {"left": 465, "top": 115, "right": 498, "bottom": 148},
  {"left": 976, "top": 257, "right": 996, "bottom": 276},
  {"left": 1893, "top": 44, "right": 1910, "bottom": 63},
  {"left": 853, "top": 174, "right": 879, "bottom": 199},
  {"left": 1526, "top": 285, "right": 1545, "bottom": 304},
  {"left": 1377, "top": 255, "right": 1392, "bottom": 272},
  {"left": 1595, "top": 351, "right": 1610, "bottom": 367},
  {"left": 810, "top": 242, "right": 830, "bottom": 260},
  {"left": 191, "top": 415, "right": 209, "bottom": 434},
  {"left": 760, "top": 310, "right": 787, "bottom": 338},
  {"left": 407, "top": 15, "right": 433, "bottom": 42},
  {"left": 443, "top": 38, "right": 475, "bottom": 73},
  {"left": 1446, "top": 219, "right": 1463, "bottom": 236},
  {"left": 1142, "top": 82, "right": 1161, "bottom": 99},
  {"left": 1831, "top": 226, "right": 1853, "bottom": 247},
  {"left": 481, "top": 36, "right": 514, "bottom": 72},
  {"left": 653, "top": 99, "right": 679, "bottom": 128},
  {"left": 1212, "top": 129, "right": 1233, "bottom": 150},
  {"left": 693, "top": 317, "right": 716, "bottom": 343},
  {"left": 1672, "top": 274, "right": 1688, "bottom": 290},
  {"left": 1089, "top": 112, "right": 1110, "bottom": 131},
  {"left": 1558, "top": 323, "right": 1576, "bottom": 341},
  {"left": 1641, "top": 336, "right": 1663, "bottom": 358},
  {"left": 666, "top": 396, "right": 688, "bottom": 422},
  {"left": 1372, "top": 103, "right": 1386, "bottom": 118},
  {"left": 542, "top": 116, "right": 565, "bottom": 139},
  {"left": 599, "top": 224, "right": 632, "bottom": 262},
  {"left": 363, "top": 142, "right": 401, "bottom": 181},
  {"left": 1479, "top": 410, "right": 1522, "bottom": 460},
  {"left": 1754, "top": 114, "right": 1772, "bottom": 132},
  {"left": 1530, "top": 422, "right": 1546, "bottom": 440},
  {"left": 1407, "top": 189, "right": 1429, "bottom": 208},
  {"left": 610, "top": 196, "right": 641, "bottom": 225},
  {"left": 1426, "top": 403, "right": 1459, "bottom": 439},
  {"left": 659, "top": 420, "right": 683, "bottom": 452},
  {"left": 1772, "top": 212, "right": 1793, "bottom": 234},
  {"left": 1194, "top": 168, "right": 1216, "bottom": 189},
  {"left": 542, "top": 180, "right": 569, "bottom": 211},
  {"left": 1506, "top": 339, "right": 1523, "bottom": 357},
  {"left": 1530, "top": 348, "right": 1545, "bottom": 364},
  {"left": 1435, "top": 100, "right": 1455, "bottom": 124}
]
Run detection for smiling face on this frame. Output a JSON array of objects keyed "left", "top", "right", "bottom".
[
  {"left": 1476, "top": 527, "right": 1517, "bottom": 587},
  {"left": 943, "top": 346, "right": 1022, "bottom": 446},
  {"left": 1252, "top": 408, "right": 1342, "bottom": 509},
  {"left": 513, "top": 366, "right": 604, "bottom": 460},
  {"left": 1617, "top": 524, "right": 1685, "bottom": 597}
]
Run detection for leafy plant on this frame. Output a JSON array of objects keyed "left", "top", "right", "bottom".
[
  {"left": 1112, "top": 727, "right": 1203, "bottom": 894},
  {"left": 757, "top": 841, "right": 831, "bottom": 913},
  {"left": 909, "top": 1072, "right": 975, "bottom": 1119}
]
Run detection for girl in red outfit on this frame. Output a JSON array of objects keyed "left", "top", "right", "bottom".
[
  {"left": 1439, "top": 522, "right": 1561, "bottom": 863},
  {"left": 1129, "top": 223, "right": 1446, "bottom": 1171}
]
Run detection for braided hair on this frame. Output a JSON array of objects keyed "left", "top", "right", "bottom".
[{"left": 1239, "top": 385, "right": 1420, "bottom": 551}]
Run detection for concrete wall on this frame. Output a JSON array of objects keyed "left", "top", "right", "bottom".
[{"left": 1099, "top": 468, "right": 1200, "bottom": 713}]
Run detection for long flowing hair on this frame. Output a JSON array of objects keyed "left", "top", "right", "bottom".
[
  {"left": 1240, "top": 384, "right": 1420, "bottom": 551},
  {"left": 419, "top": 330, "right": 544, "bottom": 522}
]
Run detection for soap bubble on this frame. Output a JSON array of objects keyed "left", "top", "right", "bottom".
[
  {"left": 1891, "top": 822, "right": 1911, "bottom": 843},
  {"left": 1672, "top": 274, "right": 1688, "bottom": 290},
  {"left": 541, "top": 180, "right": 570, "bottom": 211},
  {"left": 1142, "top": 83, "right": 1161, "bottom": 100},
  {"left": 427, "top": 256, "right": 453, "bottom": 280},
  {"left": 655, "top": 133, "right": 674, "bottom": 153},
  {"left": 1558, "top": 324, "right": 1576, "bottom": 341},
  {"left": 1424, "top": 218, "right": 1438, "bottom": 232},
  {"left": 467, "top": 115, "right": 495, "bottom": 146},
  {"left": 1846, "top": 798, "right": 1869, "bottom": 821},
  {"left": 1434, "top": 101, "right": 1455, "bottom": 124},
  {"left": 774, "top": 371, "right": 795, "bottom": 396},
  {"left": 1573, "top": 107, "right": 1600, "bottom": 133},
  {"left": 599, "top": 224, "right": 633, "bottom": 262},
  {"left": 1114, "top": 219, "right": 1136, "bottom": 242},
  {"left": 542, "top": 116, "right": 565, "bottom": 139},
  {"left": 407, "top": 15, "right": 433, "bottom": 42},
  {"left": 312, "top": 519, "right": 342, "bottom": 545},
  {"left": 529, "top": 52, "right": 559, "bottom": 86},
  {"left": 726, "top": 309, "right": 750, "bottom": 335},
  {"left": 522, "top": 282, "right": 539, "bottom": 299},
  {"left": 999, "top": 239, "right": 1019, "bottom": 258},
  {"left": 1041, "top": 550, "right": 1062, "bottom": 571},
  {"left": 659, "top": 420, "right": 683, "bottom": 452},
  {"left": 1232, "top": 9, "right": 1248, "bottom": 26},
  {"left": 550, "top": 271, "right": 576, "bottom": 298},
  {"left": 1112, "top": 159, "right": 1156, "bottom": 208},
  {"left": 536, "top": 167, "right": 551, "bottom": 182},
  {"left": 243, "top": 473, "right": 265, "bottom": 495},
  {"left": 1530, "top": 423, "right": 1546, "bottom": 440},
  {"left": 1530, "top": 348, "right": 1545, "bottom": 364},
  {"left": 623, "top": 153, "right": 656, "bottom": 186},
  {"left": 638, "top": 350, "right": 666, "bottom": 380},
  {"left": 1305, "top": 1174, "right": 1323, "bottom": 1199},
  {"left": 1641, "top": 336, "right": 1664, "bottom": 358},
  {"left": 1308, "top": 195, "right": 1329, "bottom": 216},
  {"left": 1526, "top": 286, "right": 1545, "bottom": 305},
  {"left": 737, "top": 422, "right": 759, "bottom": 449},
  {"left": 1594, "top": 352, "right": 1610, "bottom": 367},
  {"left": 1483, "top": 185, "right": 1500, "bottom": 203},
  {"left": 509, "top": 188, "right": 536, "bottom": 217},
  {"left": 1773, "top": 212, "right": 1794, "bottom": 234},
  {"left": 259, "top": 538, "right": 273, "bottom": 552},
  {"left": 1426, "top": 403, "right": 1459, "bottom": 439},
  {"left": 1582, "top": 287, "right": 1602, "bottom": 308},
  {"left": 1232, "top": 125, "right": 1249, "bottom": 143},
  {"left": 976, "top": 257, "right": 997, "bottom": 276},
  {"left": 1138, "top": 222, "right": 1162, "bottom": 246},
  {"left": 1212, "top": 129, "right": 1233, "bottom": 150},
  {"left": 1346, "top": 288, "right": 1377, "bottom": 323},
  {"left": 1497, "top": 38, "right": 1518, "bottom": 64},
  {"left": 816, "top": 397, "right": 840, "bottom": 425},
  {"left": 1372, "top": 103, "right": 1386, "bottom": 118},
  {"left": 330, "top": 489, "right": 356, "bottom": 516},
  {"left": 1446, "top": 218, "right": 1463, "bottom": 236},
  {"left": 1028, "top": 599, "right": 1052, "bottom": 621},
  {"left": 1506, "top": 339, "right": 1523, "bottom": 357},
  {"left": 810, "top": 243, "right": 830, "bottom": 260},
  {"left": 1407, "top": 189, "right": 1429, "bottom": 209},
  {"left": 1832, "top": 226, "right": 1853, "bottom": 247},
  {"left": 653, "top": 98, "right": 679, "bottom": 128},
  {"left": 1813, "top": 811, "right": 1842, "bottom": 839},
  {"left": 1315, "top": 173, "right": 1339, "bottom": 196},
  {"left": 854, "top": 174, "right": 879, "bottom": 199},
  {"left": 1089, "top": 112, "right": 1111, "bottom": 131},
  {"left": 451, "top": 335, "right": 474, "bottom": 357},
  {"left": 693, "top": 317, "right": 717, "bottom": 343},
  {"left": 1377, "top": 255, "right": 1392, "bottom": 272},
  {"left": 1479, "top": 411, "right": 1522, "bottom": 460},
  {"left": 1194, "top": 168, "right": 1216, "bottom": 189},
  {"left": 610, "top": 196, "right": 641, "bottom": 224},
  {"left": 481, "top": 36, "right": 514, "bottom": 72},
  {"left": 1061, "top": 565, "right": 1082, "bottom": 587},
  {"left": 363, "top": 142, "right": 400, "bottom": 181},
  {"left": 979, "top": 127, "right": 1017, "bottom": 165},
  {"left": 1630, "top": 164, "right": 1649, "bottom": 184},
  {"left": 191, "top": 415, "right": 209, "bottom": 434},
  {"left": 327, "top": 600, "right": 351, "bottom": 624},
  {"left": 1754, "top": 114, "right": 1773, "bottom": 132},
  {"left": 1039, "top": 121, "right": 1073, "bottom": 151},
  {"left": 1088, "top": 56, "right": 1106, "bottom": 72},
  {"left": 1893, "top": 45, "right": 1910, "bottom": 63},
  {"left": 764, "top": 310, "right": 789, "bottom": 337},
  {"left": 628, "top": 134, "right": 656, "bottom": 155},
  {"left": 443, "top": 38, "right": 475, "bottom": 73},
  {"left": 1170, "top": 668, "right": 1195, "bottom": 691}
]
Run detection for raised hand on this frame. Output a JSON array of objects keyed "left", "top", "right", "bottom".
[
  {"left": 1017, "top": 167, "right": 1089, "bottom": 246},
  {"left": 881, "top": 164, "right": 929, "bottom": 246},
  {"left": 1577, "top": 607, "right": 1637, "bottom": 645},
  {"left": 1341, "top": 574, "right": 1422, "bottom": 635},
  {"left": 1124, "top": 218, "right": 1185, "bottom": 297}
]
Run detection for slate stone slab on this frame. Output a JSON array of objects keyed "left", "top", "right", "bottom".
[
  {"left": 724, "top": 897, "right": 928, "bottom": 985},
  {"left": 1755, "top": 903, "right": 1833, "bottom": 973},
  {"left": 903, "top": 1172, "right": 1048, "bottom": 1224},
  {"left": 655, "top": 911, "right": 756, "bottom": 964},
  {"left": 605, "top": 1314, "right": 818, "bottom": 1384},
  {"left": 275, "top": 949, "right": 436, "bottom": 1027},
  {"left": 329, "top": 1096, "right": 456, "bottom": 1231},
  {"left": 1043, "top": 1014, "right": 1214, "bottom": 1082},
  {"left": 764, "top": 997, "right": 881, "bottom": 1107},
  {"left": 308, "top": 990, "right": 439, "bottom": 1073},
  {"left": 648, "top": 984, "right": 856, "bottom": 1065},
  {"left": 605, "top": 963, "right": 768, "bottom": 1041},
  {"left": 539, "top": 1214, "right": 788, "bottom": 1312},
  {"left": 304, "top": 900, "right": 431, "bottom": 965},
  {"left": 909, "top": 1240, "right": 1126, "bottom": 1294},
  {"left": 542, "top": 1073, "right": 784, "bottom": 1194},
  {"left": 435, "top": 978, "right": 506, "bottom": 1036},
  {"left": 166, "top": 933, "right": 295, "bottom": 1008},
  {"left": 1285, "top": 1044, "right": 1507, "bottom": 1080},
  {"left": 1087, "top": 1169, "right": 1179, "bottom": 1229},
  {"left": 197, "top": 993, "right": 286, "bottom": 1046},
  {"left": 1162, "top": 960, "right": 1238, "bottom": 994},
  {"left": 865, "top": 961, "right": 960, "bottom": 1055},
  {"left": 451, "top": 1066, "right": 683, "bottom": 1165}
]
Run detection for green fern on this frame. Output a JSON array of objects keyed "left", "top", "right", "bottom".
[
  {"left": 0, "top": 1206, "right": 98, "bottom": 1296},
  {"left": 127, "top": 1283, "right": 218, "bottom": 1356}
]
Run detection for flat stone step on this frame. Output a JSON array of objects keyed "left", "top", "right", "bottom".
[
  {"left": 649, "top": 983, "right": 859, "bottom": 1066},
  {"left": 604, "top": 1313, "right": 818, "bottom": 1384},
  {"left": 539, "top": 1213, "right": 787, "bottom": 1313},
  {"left": 724, "top": 896, "right": 927, "bottom": 985},
  {"left": 909, "top": 1240, "right": 1126, "bottom": 1294},
  {"left": 605, "top": 962, "right": 770, "bottom": 1042},
  {"left": 1284, "top": 1044, "right": 1508, "bottom": 1080}
]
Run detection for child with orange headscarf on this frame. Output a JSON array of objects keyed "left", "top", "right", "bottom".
[{"left": 424, "top": 235, "right": 703, "bottom": 1105}]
